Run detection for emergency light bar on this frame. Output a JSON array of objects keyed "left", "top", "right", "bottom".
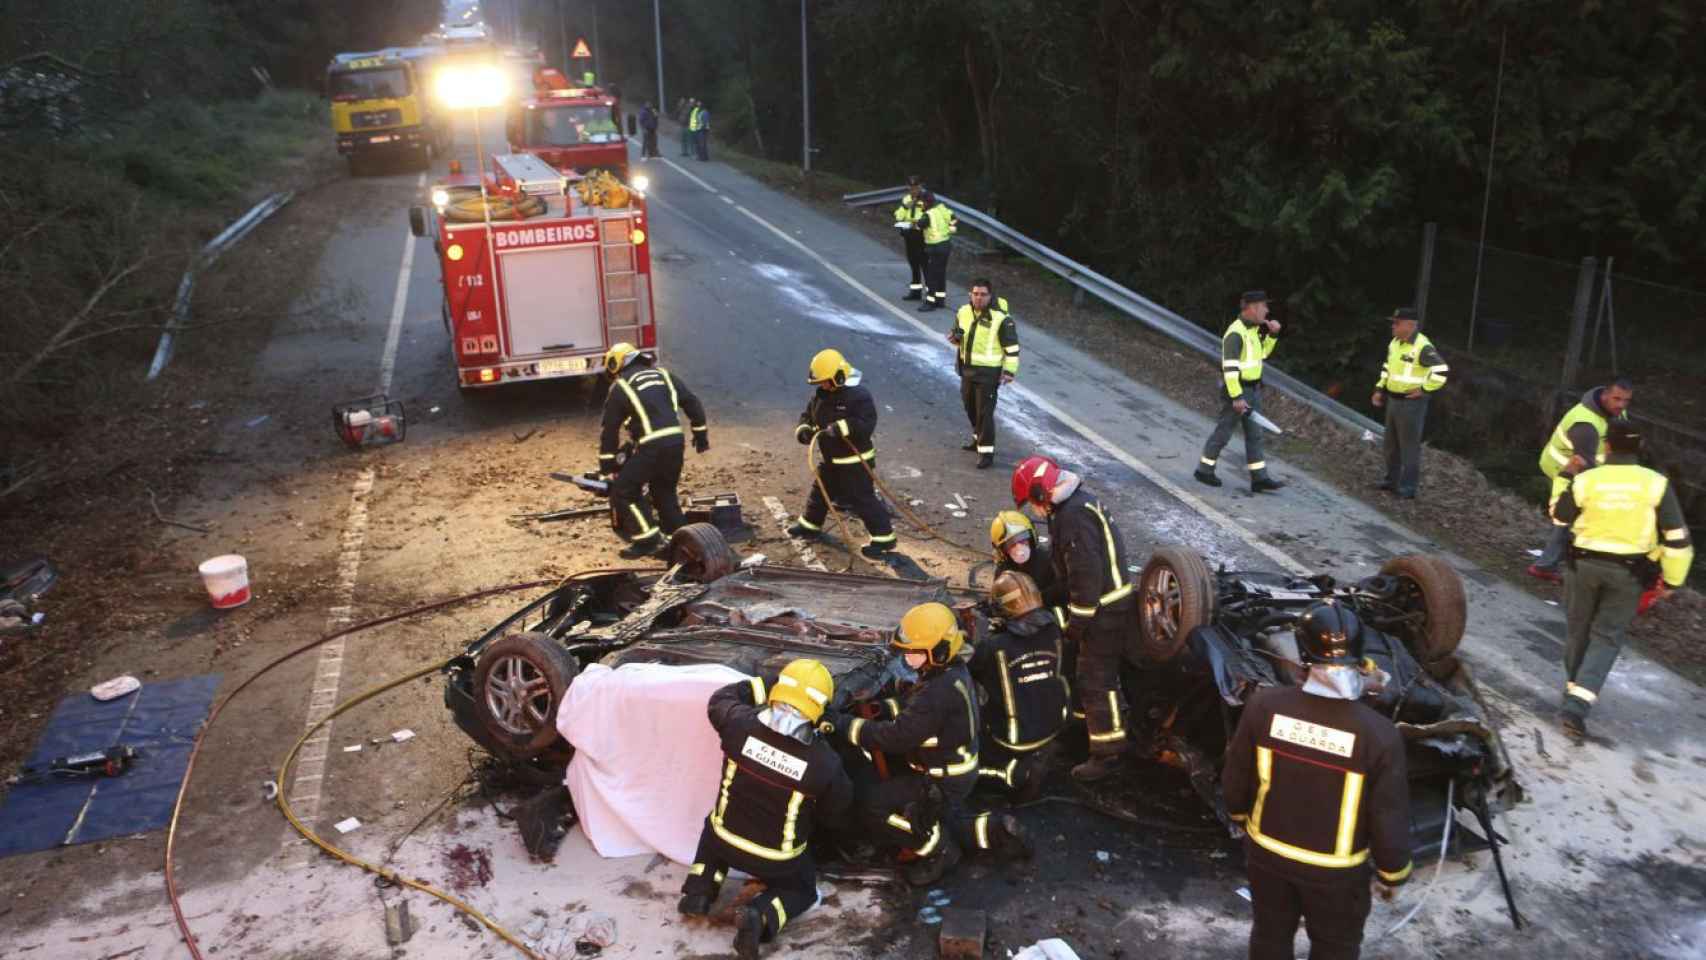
[{"left": 491, "top": 153, "right": 567, "bottom": 197}]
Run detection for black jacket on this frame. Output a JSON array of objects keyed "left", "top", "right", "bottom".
[
  {"left": 1222, "top": 685, "right": 1412, "bottom": 885},
  {"left": 846, "top": 662, "right": 980, "bottom": 784},
  {"left": 704, "top": 679, "right": 852, "bottom": 869},
  {"left": 1046, "top": 487, "right": 1134, "bottom": 629},
  {"left": 969, "top": 609, "right": 1068, "bottom": 751},
  {"left": 796, "top": 383, "right": 877, "bottom": 466},
  {"left": 600, "top": 364, "right": 707, "bottom": 465}
]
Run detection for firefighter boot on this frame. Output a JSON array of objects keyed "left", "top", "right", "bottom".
[
  {"left": 1251, "top": 477, "right": 1286, "bottom": 494},
  {"left": 905, "top": 831, "right": 962, "bottom": 886},
  {"left": 860, "top": 539, "right": 896, "bottom": 560},
  {"left": 994, "top": 814, "right": 1034, "bottom": 860},
  {"left": 1071, "top": 753, "right": 1124, "bottom": 783},
  {"left": 1193, "top": 467, "right": 1223, "bottom": 488},
  {"left": 785, "top": 521, "right": 822, "bottom": 541},
  {"left": 977, "top": 453, "right": 995, "bottom": 469},
  {"left": 733, "top": 903, "right": 764, "bottom": 960},
  {"left": 904, "top": 288, "right": 923, "bottom": 301},
  {"left": 619, "top": 536, "right": 663, "bottom": 560},
  {"left": 1012, "top": 742, "right": 1059, "bottom": 804},
  {"left": 678, "top": 892, "right": 714, "bottom": 916}
]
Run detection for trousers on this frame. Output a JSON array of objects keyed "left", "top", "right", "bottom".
[
  {"left": 1246, "top": 850, "right": 1372, "bottom": 960},
  {"left": 924, "top": 244, "right": 951, "bottom": 306},
  {"left": 1562, "top": 556, "right": 1643, "bottom": 717},
  {"left": 609, "top": 440, "right": 685, "bottom": 545},
  {"left": 904, "top": 231, "right": 926, "bottom": 292},
  {"left": 1076, "top": 604, "right": 1133, "bottom": 757},
  {"left": 641, "top": 128, "right": 659, "bottom": 157},
  {"left": 1200, "top": 382, "right": 1271, "bottom": 483},
  {"left": 1536, "top": 521, "right": 1571, "bottom": 572},
  {"left": 1382, "top": 394, "right": 1429, "bottom": 496},
  {"left": 681, "top": 821, "right": 817, "bottom": 944},
  {"left": 800, "top": 461, "right": 894, "bottom": 545},
  {"left": 960, "top": 372, "right": 1001, "bottom": 454}
]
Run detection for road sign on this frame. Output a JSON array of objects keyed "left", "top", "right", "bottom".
[{"left": 572, "top": 38, "right": 592, "bottom": 58}]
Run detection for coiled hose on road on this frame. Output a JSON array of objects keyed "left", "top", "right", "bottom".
[{"left": 804, "top": 432, "right": 988, "bottom": 571}]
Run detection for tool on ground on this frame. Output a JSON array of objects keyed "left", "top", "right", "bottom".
[
  {"left": 683, "top": 493, "right": 743, "bottom": 531},
  {"left": 8, "top": 745, "right": 140, "bottom": 786},
  {"left": 333, "top": 393, "right": 406, "bottom": 449},
  {"left": 511, "top": 505, "right": 608, "bottom": 522},
  {"left": 1244, "top": 408, "right": 1284, "bottom": 435}
]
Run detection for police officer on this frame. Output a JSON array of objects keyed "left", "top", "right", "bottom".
[
  {"left": 894, "top": 175, "right": 928, "bottom": 300},
  {"left": 678, "top": 659, "right": 852, "bottom": 960},
  {"left": 680, "top": 98, "right": 697, "bottom": 157},
  {"left": 787, "top": 349, "right": 897, "bottom": 559},
  {"left": 971, "top": 571, "right": 1069, "bottom": 801},
  {"left": 1196, "top": 290, "right": 1285, "bottom": 493},
  {"left": 1223, "top": 601, "right": 1413, "bottom": 960},
  {"left": 1011, "top": 455, "right": 1135, "bottom": 782},
  {"left": 1529, "top": 378, "right": 1633, "bottom": 582},
  {"left": 825, "top": 602, "right": 1030, "bottom": 884},
  {"left": 599, "top": 343, "right": 709, "bottom": 559},
  {"left": 1550, "top": 421, "right": 1693, "bottom": 740},
  {"left": 1371, "top": 307, "right": 1449, "bottom": 499},
  {"left": 948, "top": 278, "right": 1020, "bottom": 468},
  {"left": 918, "top": 191, "right": 957, "bottom": 311}
]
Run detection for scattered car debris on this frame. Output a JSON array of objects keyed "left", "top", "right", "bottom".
[
  {"left": 739, "top": 553, "right": 767, "bottom": 568},
  {"left": 245, "top": 414, "right": 270, "bottom": 428},
  {"left": 391, "top": 729, "right": 416, "bottom": 743},
  {"left": 514, "top": 428, "right": 538, "bottom": 444},
  {"left": 917, "top": 906, "right": 942, "bottom": 925},
  {"left": 383, "top": 900, "right": 415, "bottom": 945},
  {"left": 939, "top": 908, "right": 986, "bottom": 959},
  {"left": 90, "top": 675, "right": 141, "bottom": 701},
  {"left": 1012, "top": 939, "right": 1081, "bottom": 960},
  {"left": 333, "top": 817, "right": 362, "bottom": 834},
  {"left": 343, "top": 744, "right": 362, "bottom": 753}
]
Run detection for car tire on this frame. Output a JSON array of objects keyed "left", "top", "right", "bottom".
[
  {"left": 670, "top": 522, "right": 737, "bottom": 583},
  {"left": 1379, "top": 554, "right": 1466, "bottom": 678},
  {"left": 472, "top": 631, "right": 578, "bottom": 757},
  {"left": 1136, "top": 546, "right": 1217, "bottom": 663}
]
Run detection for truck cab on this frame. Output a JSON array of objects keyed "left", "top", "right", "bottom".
[
  {"left": 506, "top": 68, "right": 626, "bottom": 181},
  {"left": 326, "top": 53, "right": 437, "bottom": 173}
]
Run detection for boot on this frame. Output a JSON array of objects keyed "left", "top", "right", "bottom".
[
  {"left": 1071, "top": 753, "right": 1123, "bottom": 783},
  {"left": 1561, "top": 712, "right": 1588, "bottom": 743},
  {"left": 1250, "top": 477, "right": 1286, "bottom": 494},
  {"left": 619, "top": 537, "right": 662, "bottom": 560},
  {"left": 904, "top": 832, "right": 962, "bottom": 886},
  {"left": 1193, "top": 468, "right": 1222, "bottom": 488},
  {"left": 860, "top": 540, "right": 896, "bottom": 559},
  {"left": 733, "top": 903, "right": 764, "bottom": 960},
  {"left": 993, "top": 814, "right": 1033, "bottom": 860},
  {"left": 977, "top": 453, "right": 995, "bottom": 469},
  {"left": 903, "top": 288, "right": 923, "bottom": 301},
  {"left": 785, "top": 521, "right": 821, "bottom": 541},
  {"left": 677, "top": 891, "right": 713, "bottom": 916},
  {"left": 961, "top": 439, "right": 978, "bottom": 451},
  {"left": 918, "top": 300, "right": 941, "bottom": 313}
]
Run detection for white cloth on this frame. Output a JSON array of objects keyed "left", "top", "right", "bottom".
[
  {"left": 1302, "top": 664, "right": 1365, "bottom": 700},
  {"left": 556, "top": 661, "right": 748, "bottom": 864}
]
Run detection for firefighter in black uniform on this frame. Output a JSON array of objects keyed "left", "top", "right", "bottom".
[
  {"left": 1011, "top": 455, "right": 1136, "bottom": 782},
  {"left": 786, "top": 349, "right": 896, "bottom": 559},
  {"left": 970, "top": 571, "right": 1068, "bottom": 801},
  {"left": 893, "top": 175, "right": 928, "bottom": 300},
  {"left": 1223, "top": 601, "right": 1412, "bottom": 960},
  {"left": 825, "top": 602, "right": 1030, "bottom": 885},
  {"left": 599, "top": 343, "right": 709, "bottom": 559},
  {"left": 947, "top": 279, "right": 1020, "bottom": 468},
  {"left": 991, "top": 510, "right": 1064, "bottom": 624},
  {"left": 678, "top": 659, "right": 852, "bottom": 960}
]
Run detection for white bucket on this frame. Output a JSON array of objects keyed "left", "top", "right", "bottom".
[{"left": 198, "top": 554, "right": 251, "bottom": 609}]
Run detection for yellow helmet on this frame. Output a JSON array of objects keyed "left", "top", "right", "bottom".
[
  {"left": 768, "top": 658, "right": 834, "bottom": 723},
  {"left": 892, "top": 602, "right": 964, "bottom": 667},
  {"left": 989, "top": 510, "right": 1035, "bottom": 561},
  {"left": 604, "top": 342, "right": 640, "bottom": 376},
  {"left": 807, "top": 348, "right": 852, "bottom": 388},
  {"left": 991, "top": 570, "right": 1044, "bottom": 618}
]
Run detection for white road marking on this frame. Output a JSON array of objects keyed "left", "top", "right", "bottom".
[
  {"left": 761, "top": 495, "right": 828, "bottom": 572},
  {"left": 729, "top": 202, "right": 1308, "bottom": 574},
  {"left": 656, "top": 155, "right": 720, "bottom": 194},
  {"left": 377, "top": 172, "right": 425, "bottom": 395}
]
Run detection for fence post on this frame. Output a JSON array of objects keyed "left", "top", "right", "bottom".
[
  {"left": 1414, "top": 222, "right": 1437, "bottom": 325},
  {"left": 1560, "top": 255, "right": 1597, "bottom": 392}
]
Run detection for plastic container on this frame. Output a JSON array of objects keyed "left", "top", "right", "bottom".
[{"left": 198, "top": 554, "right": 251, "bottom": 609}]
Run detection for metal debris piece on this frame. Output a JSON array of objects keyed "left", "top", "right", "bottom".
[{"left": 384, "top": 900, "right": 415, "bottom": 944}]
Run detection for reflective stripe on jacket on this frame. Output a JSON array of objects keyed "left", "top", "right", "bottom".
[
  {"left": 1375, "top": 333, "right": 1448, "bottom": 393},
  {"left": 922, "top": 204, "right": 957, "bottom": 245},
  {"left": 1220, "top": 317, "right": 1277, "bottom": 399},
  {"left": 1552, "top": 459, "right": 1695, "bottom": 586},
  {"left": 953, "top": 304, "right": 1019, "bottom": 375},
  {"left": 1048, "top": 488, "right": 1133, "bottom": 623},
  {"left": 600, "top": 365, "right": 707, "bottom": 462}
]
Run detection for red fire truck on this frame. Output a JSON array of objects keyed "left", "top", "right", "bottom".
[
  {"left": 505, "top": 68, "right": 627, "bottom": 181},
  {"left": 409, "top": 152, "right": 656, "bottom": 391}
]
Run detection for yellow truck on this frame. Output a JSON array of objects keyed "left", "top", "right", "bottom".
[{"left": 326, "top": 52, "right": 438, "bottom": 174}]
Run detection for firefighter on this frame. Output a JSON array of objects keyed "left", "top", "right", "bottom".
[
  {"left": 1528, "top": 378, "right": 1634, "bottom": 582},
  {"left": 678, "top": 659, "right": 852, "bottom": 960},
  {"left": 894, "top": 175, "right": 928, "bottom": 300},
  {"left": 990, "top": 510, "right": 1060, "bottom": 610},
  {"left": 1550, "top": 421, "right": 1693, "bottom": 740},
  {"left": 599, "top": 343, "right": 709, "bottom": 559},
  {"left": 970, "top": 571, "right": 1069, "bottom": 801},
  {"left": 787, "top": 349, "right": 897, "bottom": 559},
  {"left": 1370, "top": 307, "right": 1449, "bottom": 499},
  {"left": 1011, "top": 455, "right": 1136, "bottom": 782},
  {"left": 948, "top": 278, "right": 1020, "bottom": 468},
  {"left": 823, "top": 602, "right": 1031, "bottom": 885},
  {"left": 1222, "top": 600, "right": 1413, "bottom": 960},
  {"left": 918, "top": 191, "right": 957, "bottom": 311},
  {"left": 1196, "top": 290, "right": 1285, "bottom": 493}
]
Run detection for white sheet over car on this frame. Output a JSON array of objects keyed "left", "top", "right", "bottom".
[{"left": 556, "top": 661, "right": 747, "bottom": 864}]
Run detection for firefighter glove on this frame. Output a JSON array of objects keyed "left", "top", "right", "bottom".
[
  {"left": 692, "top": 430, "right": 710, "bottom": 453},
  {"left": 817, "top": 710, "right": 851, "bottom": 739},
  {"left": 795, "top": 423, "right": 815, "bottom": 445}
]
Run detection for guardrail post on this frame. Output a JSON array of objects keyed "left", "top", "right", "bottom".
[{"left": 1559, "top": 255, "right": 1597, "bottom": 392}]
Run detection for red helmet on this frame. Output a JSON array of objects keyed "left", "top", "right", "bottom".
[{"left": 1011, "top": 455, "right": 1061, "bottom": 507}]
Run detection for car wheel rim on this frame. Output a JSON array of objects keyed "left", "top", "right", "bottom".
[
  {"left": 484, "top": 654, "right": 553, "bottom": 736},
  {"left": 1142, "top": 567, "right": 1181, "bottom": 643}
]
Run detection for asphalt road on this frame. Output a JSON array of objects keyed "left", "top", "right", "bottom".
[{"left": 2, "top": 113, "right": 1703, "bottom": 960}]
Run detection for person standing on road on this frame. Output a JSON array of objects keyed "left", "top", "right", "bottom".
[
  {"left": 1370, "top": 307, "right": 1449, "bottom": 499},
  {"left": 693, "top": 101, "right": 712, "bottom": 161},
  {"left": 681, "top": 98, "right": 698, "bottom": 157},
  {"left": 1012, "top": 456, "right": 1136, "bottom": 782},
  {"left": 677, "top": 659, "right": 852, "bottom": 960},
  {"left": 822, "top": 602, "right": 1032, "bottom": 886},
  {"left": 1550, "top": 421, "right": 1693, "bottom": 740},
  {"left": 1528, "top": 379, "right": 1633, "bottom": 582},
  {"left": 787, "top": 349, "right": 897, "bottom": 559},
  {"left": 598, "top": 343, "right": 710, "bottom": 559},
  {"left": 639, "top": 101, "right": 659, "bottom": 159},
  {"left": 918, "top": 191, "right": 957, "bottom": 311},
  {"left": 893, "top": 176, "right": 928, "bottom": 300},
  {"left": 948, "top": 278, "right": 1020, "bottom": 469},
  {"left": 1223, "top": 600, "right": 1413, "bottom": 960},
  {"left": 970, "top": 571, "right": 1069, "bottom": 801},
  {"left": 1195, "top": 290, "right": 1285, "bottom": 493}
]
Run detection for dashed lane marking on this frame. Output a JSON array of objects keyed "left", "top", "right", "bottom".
[{"left": 761, "top": 495, "right": 828, "bottom": 572}]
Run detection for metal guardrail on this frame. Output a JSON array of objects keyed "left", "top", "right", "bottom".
[{"left": 844, "top": 186, "right": 1383, "bottom": 439}]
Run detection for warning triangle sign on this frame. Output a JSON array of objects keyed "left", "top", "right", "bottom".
[{"left": 571, "top": 38, "right": 592, "bottom": 58}]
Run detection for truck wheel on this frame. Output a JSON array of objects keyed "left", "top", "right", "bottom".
[
  {"left": 669, "top": 522, "right": 737, "bottom": 583},
  {"left": 1136, "top": 546, "right": 1216, "bottom": 663},
  {"left": 1378, "top": 554, "right": 1466, "bottom": 678},
  {"left": 472, "top": 631, "right": 578, "bottom": 757}
]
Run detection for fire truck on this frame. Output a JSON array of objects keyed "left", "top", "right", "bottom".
[
  {"left": 505, "top": 68, "right": 627, "bottom": 181},
  {"left": 409, "top": 152, "right": 656, "bottom": 391}
]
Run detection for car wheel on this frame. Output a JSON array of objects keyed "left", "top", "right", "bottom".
[
  {"left": 471, "top": 631, "right": 578, "bottom": 757},
  {"left": 1137, "top": 546, "right": 1216, "bottom": 663},
  {"left": 670, "top": 522, "right": 737, "bottom": 583},
  {"left": 1378, "top": 554, "right": 1466, "bottom": 678}
]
